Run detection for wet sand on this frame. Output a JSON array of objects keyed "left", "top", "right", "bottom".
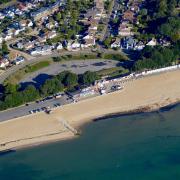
[{"left": 0, "top": 70, "right": 180, "bottom": 151}]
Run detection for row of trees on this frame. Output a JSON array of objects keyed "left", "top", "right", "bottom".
[
  {"left": 0, "top": 70, "right": 99, "bottom": 110},
  {"left": 134, "top": 41, "right": 180, "bottom": 71}
]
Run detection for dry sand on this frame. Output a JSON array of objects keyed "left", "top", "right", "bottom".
[{"left": 0, "top": 70, "right": 180, "bottom": 151}]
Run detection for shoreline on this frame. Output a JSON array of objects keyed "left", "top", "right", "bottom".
[
  {"left": 93, "top": 101, "right": 180, "bottom": 122},
  {"left": 0, "top": 70, "right": 180, "bottom": 152},
  {"left": 2, "top": 100, "right": 180, "bottom": 153}
]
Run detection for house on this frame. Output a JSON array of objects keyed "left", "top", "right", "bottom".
[
  {"left": 5, "top": 29, "right": 14, "bottom": 36},
  {"left": 38, "top": 36, "right": 47, "bottom": 43},
  {"left": 30, "top": 45, "right": 52, "bottom": 56},
  {"left": 146, "top": 38, "right": 157, "bottom": 46},
  {"left": 6, "top": 11, "right": 15, "bottom": 18},
  {"left": 24, "top": 42, "right": 34, "bottom": 50},
  {"left": 0, "top": 36, "right": 4, "bottom": 44},
  {"left": 45, "top": 21, "right": 55, "bottom": 29},
  {"left": 17, "top": 41, "right": 35, "bottom": 50},
  {"left": 67, "top": 40, "right": 81, "bottom": 51},
  {"left": 16, "top": 42, "right": 24, "bottom": 49},
  {"left": 19, "top": 19, "right": 33, "bottom": 28},
  {"left": 95, "top": 0, "right": 104, "bottom": 11},
  {"left": 0, "top": 12, "right": 5, "bottom": 20},
  {"left": 129, "top": 2, "right": 140, "bottom": 13},
  {"left": 13, "top": 29, "right": 20, "bottom": 36},
  {"left": 31, "top": 1, "right": 61, "bottom": 21},
  {"left": 159, "top": 39, "right": 171, "bottom": 47},
  {"left": 82, "top": 38, "right": 96, "bottom": 48},
  {"left": 17, "top": 2, "right": 29, "bottom": 12},
  {"left": 134, "top": 41, "right": 145, "bottom": 51},
  {"left": 30, "top": 47, "right": 41, "bottom": 56},
  {"left": 121, "top": 37, "right": 137, "bottom": 50},
  {"left": 0, "top": 58, "right": 9, "bottom": 68},
  {"left": 27, "top": 20, "right": 33, "bottom": 27},
  {"left": 56, "top": 43, "right": 63, "bottom": 50},
  {"left": 83, "top": 34, "right": 94, "bottom": 40},
  {"left": 118, "top": 21, "right": 133, "bottom": 36},
  {"left": 3, "top": 34, "right": 12, "bottom": 41},
  {"left": 111, "top": 38, "right": 121, "bottom": 48},
  {"left": 122, "top": 10, "right": 134, "bottom": 23},
  {"left": 47, "top": 31, "right": 57, "bottom": 39},
  {"left": 19, "top": 20, "right": 27, "bottom": 27},
  {"left": 14, "top": 56, "right": 25, "bottom": 65},
  {"left": 15, "top": 9, "right": 23, "bottom": 16}
]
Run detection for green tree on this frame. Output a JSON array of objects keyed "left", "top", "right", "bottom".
[
  {"left": 22, "top": 85, "right": 39, "bottom": 102},
  {"left": 1, "top": 41, "right": 9, "bottom": 55},
  {"left": 63, "top": 72, "right": 78, "bottom": 88},
  {"left": 103, "top": 37, "right": 112, "bottom": 48},
  {"left": 158, "top": 17, "right": 180, "bottom": 42},
  {"left": 81, "top": 71, "right": 98, "bottom": 85},
  {"left": 5, "top": 83, "right": 18, "bottom": 94},
  {"left": 41, "top": 77, "right": 64, "bottom": 96}
]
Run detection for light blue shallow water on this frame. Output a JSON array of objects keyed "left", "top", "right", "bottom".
[{"left": 0, "top": 105, "right": 180, "bottom": 180}]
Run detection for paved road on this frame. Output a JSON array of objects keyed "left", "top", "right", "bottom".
[
  {"left": 102, "top": 0, "right": 115, "bottom": 41},
  {"left": 0, "top": 93, "right": 72, "bottom": 122},
  {"left": 20, "top": 59, "right": 119, "bottom": 86}
]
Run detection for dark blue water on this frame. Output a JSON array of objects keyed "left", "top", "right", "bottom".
[{"left": 0, "top": 105, "right": 180, "bottom": 180}]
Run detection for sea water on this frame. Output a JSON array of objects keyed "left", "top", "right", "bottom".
[{"left": 0, "top": 104, "right": 180, "bottom": 180}]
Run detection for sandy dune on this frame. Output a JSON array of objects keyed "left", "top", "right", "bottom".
[{"left": 0, "top": 70, "right": 180, "bottom": 151}]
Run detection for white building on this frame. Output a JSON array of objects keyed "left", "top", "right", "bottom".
[
  {"left": 30, "top": 45, "right": 52, "bottom": 56},
  {"left": 0, "top": 36, "right": 3, "bottom": 44},
  {"left": 0, "top": 59, "right": 9, "bottom": 68},
  {"left": 14, "top": 56, "right": 25, "bottom": 65},
  {"left": 111, "top": 39, "right": 121, "bottom": 48},
  {"left": 67, "top": 40, "right": 81, "bottom": 51},
  {"left": 56, "top": 43, "right": 63, "bottom": 50},
  {"left": 146, "top": 38, "right": 157, "bottom": 46}
]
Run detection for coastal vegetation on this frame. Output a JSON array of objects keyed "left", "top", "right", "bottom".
[
  {"left": 134, "top": 0, "right": 180, "bottom": 71},
  {"left": 137, "top": 0, "right": 180, "bottom": 42},
  {"left": 134, "top": 41, "right": 180, "bottom": 71}
]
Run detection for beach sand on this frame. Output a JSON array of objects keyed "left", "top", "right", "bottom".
[{"left": 0, "top": 70, "right": 180, "bottom": 151}]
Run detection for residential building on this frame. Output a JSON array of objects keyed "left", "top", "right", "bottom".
[
  {"left": 0, "top": 59, "right": 9, "bottom": 68},
  {"left": 111, "top": 38, "right": 121, "bottom": 48},
  {"left": 56, "top": 43, "right": 63, "bottom": 50},
  {"left": 134, "top": 41, "right": 145, "bottom": 50},
  {"left": 121, "top": 37, "right": 137, "bottom": 50},
  {"left": 31, "top": 1, "right": 61, "bottom": 21},
  {"left": 30, "top": 45, "right": 52, "bottom": 56},
  {"left": 14, "top": 56, "right": 25, "bottom": 65},
  {"left": 146, "top": 38, "right": 157, "bottom": 46},
  {"left": 118, "top": 21, "right": 134, "bottom": 36}
]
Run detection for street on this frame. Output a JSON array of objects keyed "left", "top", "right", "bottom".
[{"left": 0, "top": 93, "right": 72, "bottom": 122}]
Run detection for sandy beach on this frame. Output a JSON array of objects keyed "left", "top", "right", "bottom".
[{"left": 0, "top": 70, "right": 180, "bottom": 151}]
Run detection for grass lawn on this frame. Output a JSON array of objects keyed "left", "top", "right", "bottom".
[{"left": 97, "top": 67, "right": 129, "bottom": 78}]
